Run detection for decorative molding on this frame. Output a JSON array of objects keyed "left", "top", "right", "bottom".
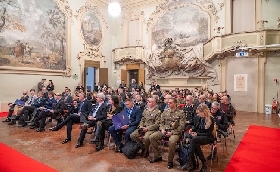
[
  {"left": 214, "top": 26, "right": 224, "bottom": 34},
  {"left": 63, "top": 67, "right": 72, "bottom": 77},
  {"left": 75, "top": 2, "right": 108, "bottom": 50},
  {"left": 77, "top": 47, "right": 105, "bottom": 61},
  {"left": 214, "top": 15, "right": 220, "bottom": 24},
  {"left": 260, "top": 34, "right": 265, "bottom": 45},
  {"left": 121, "top": 9, "right": 145, "bottom": 26},
  {"left": 55, "top": 0, "right": 73, "bottom": 18},
  {"left": 232, "top": 39, "right": 247, "bottom": 50},
  {"left": 146, "top": 1, "right": 217, "bottom": 33},
  {"left": 114, "top": 46, "right": 145, "bottom": 64},
  {"left": 257, "top": 20, "right": 268, "bottom": 30},
  {"left": 218, "top": 1, "right": 225, "bottom": 10}
]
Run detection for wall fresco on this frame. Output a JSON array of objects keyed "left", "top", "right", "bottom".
[{"left": 0, "top": 0, "right": 66, "bottom": 70}]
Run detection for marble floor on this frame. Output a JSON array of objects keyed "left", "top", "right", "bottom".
[{"left": 0, "top": 112, "right": 279, "bottom": 172}]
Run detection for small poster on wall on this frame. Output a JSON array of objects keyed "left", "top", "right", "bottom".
[{"left": 234, "top": 74, "right": 248, "bottom": 91}]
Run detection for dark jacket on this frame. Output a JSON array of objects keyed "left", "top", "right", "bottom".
[
  {"left": 125, "top": 106, "right": 142, "bottom": 127},
  {"left": 192, "top": 115, "right": 215, "bottom": 141},
  {"left": 63, "top": 94, "right": 73, "bottom": 105},
  {"left": 212, "top": 109, "right": 228, "bottom": 131},
  {"left": 196, "top": 101, "right": 211, "bottom": 109},
  {"left": 31, "top": 97, "right": 46, "bottom": 108},
  {"left": 91, "top": 103, "right": 108, "bottom": 121},
  {"left": 182, "top": 104, "right": 196, "bottom": 125},
  {"left": 79, "top": 99, "right": 93, "bottom": 116},
  {"left": 52, "top": 99, "right": 66, "bottom": 114},
  {"left": 135, "top": 101, "right": 146, "bottom": 114},
  {"left": 44, "top": 98, "right": 57, "bottom": 110},
  {"left": 46, "top": 84, "right": 54, "bottom": 91},
  {"left": 20, "top": 95, "right": 29, "bottom": 102},
  {"left": 159, "top": 103, "right": 168, "bottom": 113}
]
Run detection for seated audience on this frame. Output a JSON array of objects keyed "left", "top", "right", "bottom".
[
  {"left": 220, "top": 96, "right": 236, "bottom": 125},
  {"left": 207, "top": 101, "right": 228, "bottom": 160},
  {"left": 130, "top": 97, "right": 161, "bottom": 158},
  {"left": 108, "top": 98, "right": 142, "bottom": 152},
  {"left": 76, "top": 93, "right": 108, "bottom": 148},
  {"left": 149, "top": 98, "right": 185, "bottom": 169},
  {"left": 94, "top": 95, "right": 123, "bottom": 151},
  {"left": 183, "top": 104, "right": 215, "bottom": 172},
  {"left": 49, "top": 93, "right": 92, "bottom": 145},
  {"left": 3, "top": 90, "right": 29, "bottom": 123},
  {"left": 182, "top": 95, "right": 197, "bottom": 131},
  {"left": 18, "top": 91, "right": 45, "bottom": 127},
  {"left": 195, "top": 95, "right": 211, "bottom": 109}
]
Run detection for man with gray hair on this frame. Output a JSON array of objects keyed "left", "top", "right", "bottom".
[
  {"left": 76, "top": 93, "right": 108, "bottom": 148},
  {"left": 207, "top": 101, "right": 228, "bottom": 160}
]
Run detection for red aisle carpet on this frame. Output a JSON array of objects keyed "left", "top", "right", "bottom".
[
  {"left": 0, "top": 112, "right": 8, "bottom": 117},
  {"left": 0, "top": 143, "right": 57, "bottom": 172},
  {"left": 225, "top": 125, "right": 280, "bottom": 172}
]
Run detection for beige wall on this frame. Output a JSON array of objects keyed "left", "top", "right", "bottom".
[
  {"left": 265, "top": 54, "right": 280, "bottom": 105},
  {"left": 226, "top": 57, "right": 257, "bottom": 112},
  {"left": 262, "top": 0, "right": 280, "bottom": 29}
]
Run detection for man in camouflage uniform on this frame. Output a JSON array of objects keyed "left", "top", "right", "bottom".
[
  {"left": 149, "top": 97, "right": 186, "bottom": 169},
  {"left": 130, "top": 97, "right": 161, "bottom": 158}
]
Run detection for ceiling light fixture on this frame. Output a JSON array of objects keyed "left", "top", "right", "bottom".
[{"left": 108, "top": 1, "right": 121, "bottom": 17}]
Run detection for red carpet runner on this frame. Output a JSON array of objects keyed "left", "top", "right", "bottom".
[
  {"left": 0, "top": 143, "right": 57, "bottom": 172},
  {"left": 225, "top": 125, "right": 280, "bottom": 172},
  {"left": 0, "top": 112, "right": 8, "bottom": 117}
]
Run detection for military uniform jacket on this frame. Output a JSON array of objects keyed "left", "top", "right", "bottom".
[
  {"left": 139, "top": 107, "right": 161, "bottom": 131},
  {"left": 159, "top": 108, "right": 186, "bottom": 135},
  {"left": 182, "top": 104, "right": 196, "bottom": 125}
]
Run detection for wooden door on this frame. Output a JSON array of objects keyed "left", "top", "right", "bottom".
[
  {"left": 121, "top": 69, "right": 127, "bottom": 86},
  {"left": 138, "top": 68, "right": 145, "bottom": 84},
  {"left": 99, "top": 68, "right": 108, "bottom": 86}
]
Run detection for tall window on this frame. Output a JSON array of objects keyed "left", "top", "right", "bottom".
[{"left": 232, "top": 0, "right": 255, "bottom": 33}]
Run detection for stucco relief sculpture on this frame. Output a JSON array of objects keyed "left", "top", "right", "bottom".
[{"left": 145, "top": 39, "right": 219, "bottom": 86}]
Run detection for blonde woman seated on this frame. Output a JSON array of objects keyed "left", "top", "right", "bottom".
[{"left": 183, "top": 104, "right": 215, "bottom": 172}]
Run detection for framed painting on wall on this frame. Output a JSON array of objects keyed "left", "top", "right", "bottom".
[
  {"left": 0, "top": 0, "right": 72, "bottom": 76},
  {"left": 234, "top": 74, "right": 248, "bottom": 91},
  {"left": 76, "top": 3, "right": 106, "bottom": 49}
]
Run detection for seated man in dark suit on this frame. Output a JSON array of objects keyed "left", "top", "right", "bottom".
[
  {"left": 108, "top": 98, "right": 142, "bottom": 152},
  {"left": 3, "top": 90, "right": 29, "bottom": 123},
  {"left": 29, "top": 91, "right": 56, "bottom": 129},
  {"left": 75, "top": 93, "right": 108, "bottom": 148},
  {"left": 31, "top": 92, "right": 64, "bottom": 132},
  {"left": 49, "top": 93, "right": 92, "bottom": 145},
  {"left": 62, "top": 88, "right": 73, "bottom": 106},
  {"left": 18, "top": 91, "right": 46, "bottom": 127}
]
